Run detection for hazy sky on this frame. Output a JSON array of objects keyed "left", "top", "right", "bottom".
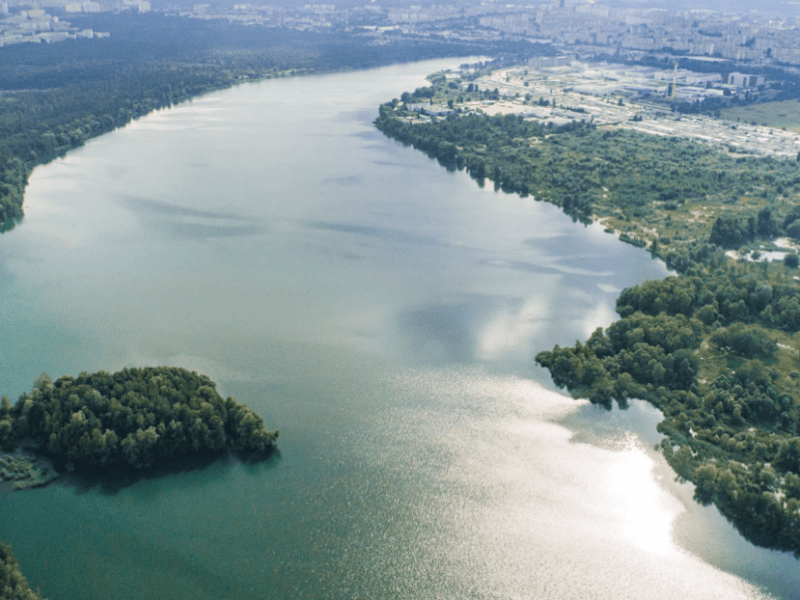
[
  {"left": 153, "top": 0, "right": 799, "bottom": 17},
  {"left": 615, "top": 0, "right": 798, "bottom": 15}
]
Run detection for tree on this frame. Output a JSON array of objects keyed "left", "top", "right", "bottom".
[
  {"left": 711, "top": 323, "right": 776, "bottom": 359},
  {"left": 0, "top": 542, "right": 43, "bottom": 600}
]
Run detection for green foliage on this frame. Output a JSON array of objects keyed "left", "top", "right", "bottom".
[
  {"left": 709, "top": 209, "right": 778, "bottom": 248},
  {"left": 711, "top": 323, "right": 777, "bottom": 359},
  {"left": 709, "top": 215, "right": 755, "bottom": 248},
  {"left": 537, "top": 313, "right": 701, "bottom": 409},
  {"left": 3, "top": 367, "right": 277, "bottom": 471},
  {"left": 0, "top": 542, "right": 42, "bottom": 600},
  {"left": 617, "top": 271, "right": 800, "bottom": 333}
]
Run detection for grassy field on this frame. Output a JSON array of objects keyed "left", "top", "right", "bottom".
[{"left": 721, "top": 99, "right": 800, "bottom": 132}]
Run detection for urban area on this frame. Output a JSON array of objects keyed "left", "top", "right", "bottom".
[
  {"left": 3, "top": 0, "right": 800, "bottom": 162},
  {"left": 2, "top": 0, "right": 800, "bottom": 67},
  {"left": 409, "top": 60, "right": 800, "bottom": 159}
]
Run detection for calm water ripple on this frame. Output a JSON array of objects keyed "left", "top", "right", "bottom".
[{"left": 0, "top": 60, "right": 797, "bottom": 600}]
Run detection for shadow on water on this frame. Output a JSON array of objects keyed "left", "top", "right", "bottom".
[
  {"left": 301, "top": 219, "right": 441, "bottom": 247},
  {"left": 557, "top": 397, "right": 665, "bottom": 450},
  {"left": 119, "top": 196, "right": 254, "bottom": 222},
  {"left": 152, "top": 220, "right": 264, "bottom": 239},
  {"left": 52, "top": 447, "right": 281, "bottom": 496},
  {"left": 119, "top": 195, "right": 266, "bottom": 239}
]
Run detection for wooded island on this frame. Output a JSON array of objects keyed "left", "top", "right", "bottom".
[{"left": 0, "top": 367, "right": 278, "bottom": 472}]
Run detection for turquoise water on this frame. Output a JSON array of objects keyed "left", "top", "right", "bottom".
[{"left": 1, "top": 60, "right": 797, "bottom": 599}]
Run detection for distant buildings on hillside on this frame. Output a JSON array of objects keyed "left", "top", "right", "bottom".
[
  {"left": 0, "top": 7, "right": 112, "bottom": 46},
  {"left": 1, "top": 0, "right": 800, "bottom": 72}
]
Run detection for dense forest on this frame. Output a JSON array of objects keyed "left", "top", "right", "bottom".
[
  {"left": 0, "top": 543, "right": 42, "bottom": 600},
  {"left": 376, "top": 77, "right": 800, "bottom": 555},
  {"left": 0, "top": 12, "right": 546, "bottom": 229},
  {"left": 0, "top": 367, "right": 277, "bottom": 472}
]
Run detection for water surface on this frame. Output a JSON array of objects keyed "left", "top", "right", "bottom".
[{"left": 1, "top": 60, "right": 797, "bottom": 600}]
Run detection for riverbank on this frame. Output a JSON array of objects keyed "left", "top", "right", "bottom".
[
  {"left": 0, "top": 12, "right": 541, "bottom": 230},
  {"left": 374, "top": 68, "right": 800, "bottom": 556}
]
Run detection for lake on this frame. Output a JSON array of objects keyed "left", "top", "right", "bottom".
[{"left": 0, "top": 59, "right": 798, "bottom": 600}]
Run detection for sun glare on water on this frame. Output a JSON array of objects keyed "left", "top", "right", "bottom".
[
  {"left": 383, "top": 369, "right": 776, "bottom": 600},
  {"left": 604, "top": 433, "right": 681, "bottom": 555}
]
